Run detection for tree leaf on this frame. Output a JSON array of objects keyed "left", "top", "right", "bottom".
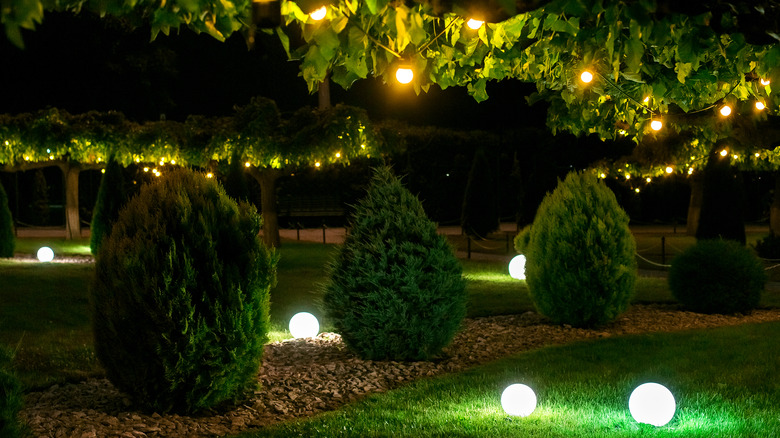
[
  {"left": 624, "top": 37, "right": 644, "bottom": 73},
  {"left": 675, "top": 62, "right": 692, "bottom": 83}
]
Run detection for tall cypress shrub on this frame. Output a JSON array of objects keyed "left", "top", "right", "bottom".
[
  {"left": 461, "top": 147, "right": 499, "bottom": 238},
  {"left": 90, "top": 158, "right": 130, "bottom": 255},
  {"left": 0, "top": 182, "right": 14, "bottom": 258},
  {"left": 525, "top": 171, "right": 637, "bottom": 328},
  {"left": 92, "top": 169, "right": 277, "bottom": 413},
  {"left": 324, "top": 167, "right": 467, "bottom": 361},
  {"left": 696, "top": 147, "right": 746, "bottom": 244}
]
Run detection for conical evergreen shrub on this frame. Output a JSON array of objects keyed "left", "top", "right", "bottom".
[
  {"left": 92, "top": 168, "right": 277, "bottom": 414},
  {"left": 525, "top": 171, "right": 637, "bottom": 328},
  {"left": 90, "top": 158, "right": 130, "bottom": 255},
  {"left": 461, "top": 147, "right": 498, "bottom": 238},
  {"left": 324, "top": 167, "right": 467, "bottom": 361},
  {"left": 0, "top": 182, "right": 14, "bottom": 258}
]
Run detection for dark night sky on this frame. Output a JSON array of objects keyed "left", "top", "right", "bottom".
[{"left": 0, "top": 12, "right": 544, "bottom": 129}]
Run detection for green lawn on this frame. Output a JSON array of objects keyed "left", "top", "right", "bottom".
[{"left": 243, "top": 321, "right": 780, "bottom": 437}]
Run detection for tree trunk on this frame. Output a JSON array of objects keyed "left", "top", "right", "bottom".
[
  {"left": 686, "top": 171, "right": 703, "bottom": 236},
  {"left": 318, "top": 75, "right": 331, "bottom": 110},
  {"left": 249, "top": 167, "right": 282, "bottom": 248},
  {"left": 771, "top": 172, "right": 780, "bottom": 235},
  {"left": 60, "top": 162, "right": 82, "bottom": 240}
]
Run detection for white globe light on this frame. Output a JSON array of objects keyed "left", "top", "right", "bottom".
[
  {"left": 580, "top": 71, "right": 593, "bottom": 83},
  {"left": 396, "top": 67, "right": 414, "bottom": 84},
  {"left": 289, "top": 312, "right": 319, "bottom": 339},
  {"left": 720, "top": 105, "right": 732, "bottom": 117},
  {"left": 650, "top": 120, "right": 663, "bottom": 131},
  {"left": 501, "top": 384, "right": 537, "bottom": 417},
  {"left": 508, "top": 255, "right": 526, "bottom": 280},
  {"left": 628, "top": 383, "right": 676, "bottom": 427},
  {"left": 37, "top": 247, "right": 54, "bottom": 262}
]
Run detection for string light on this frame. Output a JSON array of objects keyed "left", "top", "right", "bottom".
[
  {"left": 720, "top": 149, "right": 728, "bottom": 157},
  {"left": 650, "top": 120, "right": 663, "bottom": 131},
  {"left": 646, "top": 177, "right": 652, "bottom": 183},
  {"left": 756, "top": 101, "right": 766, "bottom": 110},
  {"left": 206, "top": 172, "right": 214, "bottom": 178},
  {"left": 761, "top": 78, "right": 771, "bottom": 86},
  {"left": 580, "top": 70, "right": 594, "bottom": 83},
  {"left": 643, "top": 96, "right": 650, "bottom": 103},
  {"left": 665, "top": 166, "right": 673, "bottom": 174},
  {"left": 466, "top": 18, "right": 484, "bottom": 29},
  {"left": 634, "top": 188, "right": 640, "bottom": 193},
  {"left": 396, "top": 66, "right": 414, "bottom": 84},
  {"left": 720, "top": 105, "right": 732, "bottom": 117},
  {"left": 599, "top": 173, "right": 606, "bottom": 179},
  {"left": 171, "top": 160, "right": 176, "bottom": 164},
  {"left": 143, "top": 167, "right": 149, "bottom": 172},
  {"left": 625, "top": 174, "right": 631, "bottom": 180},
  {"left": 755, "top": 152, "right": 761, "bottom": 157},
  {"left": 360, "top": 143, "right": 366, "bottom": 149},
  {"left": 245, "top": 162, "right": 251, "bottom": 167},
  {"left": 688, "top": 167, "right": 694, "bottom": 175},
  {"left": 309, "top": 5, "right": 327, "bottom": 20},
  {"left": 315, "top": 162, "right": 321, "bottom": 168},
  {"left": 335, "top": 152, "right": 341, "bottom": 158}
]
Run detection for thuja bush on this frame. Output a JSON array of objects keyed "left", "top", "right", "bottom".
[
  {"left": 324, "top": 167, "right": 467, "bottom": 361},
  {"left": 0, "top": 346, "right": 23, "bottom": 438},
  {"left": 753, "top": 232, "right": 780, "bottom": 260},
  {"left": 92, "top": 169, "right": 277, "bottom": 414},
  {"left": 90, "top": 158, "right": 131, "bottom": 255},
  {"left": 0, "top": 182, "right": 13, "bottom": 258},
  {"left": 513, "top": 225, "right": 532, "bottom": 254},
  {"left": 525, "top": 171, "right": 637, "bottom": 328},
  {"left": 669, "top": 239, "right": 765, "bottom": 314}
]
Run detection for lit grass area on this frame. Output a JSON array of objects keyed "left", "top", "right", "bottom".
[
  {"left": 242, "top": 321, "right": 780, "bottom": 438},
  {"left": 12, "top": 237, "right": 92, "bottom": 256}
]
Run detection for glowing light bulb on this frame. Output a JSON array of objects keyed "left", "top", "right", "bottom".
[
  {"left": 245, "top": 162, "right": 251, "bottom": 167},
  {"left": 755, "top": 152, "right": 761, "bottom": 158},
  {"left": 37, "top": 247, "right": 54, "bottom": 262},
  {"left": 135, "top": 158, "right": 140, "bottom": 163},
  {"left": 143, "top": 167, "right": 149, "bottom": 172},
  {"left": 629, "top": 383, "right": 676, "bottom": 427},
  {"left": 625, "top": 174, "right": 631, "bottom": 180},
  {"left": 101, "top": 169, "right": 106, "bottom": 174},
  {"left": 206, "top": 172, "right": 214, "bottom": 178},
  {"left": 756, "top": 101, "right": 766, "bottom": 110},
  {"left": 643, "top": 96, "right": 650, "bottom": 103},
  {"left": 309, "top": 6, "right": 327, "bottom": 20},
  {"left": 335, "top": 152, "right": 341, "bottom": 158},
  {"left": 761, "top": 78, "right": 771, "bottom": 86},
  {"left": 289, "top": 312, "right": 320, "bottom": 338},
  {"left": 720, "top": 105, "right": 732, "bottom": 116},
  {"left": 580, "top": 70, "right": 594, "bottom": 83},
  {"left": 467, "top": 18, "right": 484, "bottom": 29},
  {"left": 599, "top": 173, "right": 606, "bottom": 179},
  {"left": 501, "top": 384, "right": 537, "bottom": 417},
  {"left": 720, "top": 149, "right": 728, "bottom": 157},
  {"left": 635, "top": 188, "right": 641, "bottom": 193},
  {"left": 315, "top": 162, "right": 321, "bottom": 168},
  {"left": 646, "top": 177, "right": 652, "bottom": 183},
  {"left": 665, "top": 166, "right": 673, "bottom": 174},
  {"left": 360, "top": 144, "right": 366, "bottom": 149},
  {"left": 396, "top": 67, "right": 414, "bottom": 84},
  {"left": 171, "top": 160, "right": 176, "bottom": 164},
  {"left": 508, "top": 255, "right": 526, "bottom": 280},
  {"left": 651, "top": 120, "right": 663, "bottom": 131},
  {"left": 688, "top": 167, "right": 694, "bottom": 175}
]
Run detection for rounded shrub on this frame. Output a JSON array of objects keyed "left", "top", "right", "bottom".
[
  {"left": 669, "top": 239, "right": 766, "bottom": 314},
  {"left": 92, "top": 168, "right": 277, "bottom": 414},
  {"left": 0, "top": 182, "right": 14, "bottom": 258},
  {"left": 525, "top": 171, "right": 637, "bottom": 328},
  {"left": 324, "top": 167, "right": 467, "bottom": 361},
  {"left": 0, "top": 346, "right": 23, "bottom": 438},
  {"left": 753, "top": 232, "right": 780, "bottom": 260}
]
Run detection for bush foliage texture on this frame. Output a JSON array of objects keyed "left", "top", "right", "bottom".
[
  {"left": 0, "top": 182, "right": 13, "bottom": 258},
  {"left": 525, "top": 171, "right": 637, "bottom": 328},
  {"left": 669, "top": 239, "right": 765, "bottom": 314},
  {"left": 324, "top": 167, "right": 467, "bottom": 361},
  {"left": 90, "top": 158, "right": 131, "bottom": 255},
  {"left": 92, "top": 169, "right": 277, "bottom": 414},
  {"left": 0, "top": 346, "right": 23, "bottom": 438}
]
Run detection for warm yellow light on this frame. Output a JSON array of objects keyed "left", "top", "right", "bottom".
[
  {"left": 625, "top": 174, "right": 631, "bottom": 180},
  {"left": 309, "top": 6, "right": 327, "bottom": 20},
  {"left": 665, "top": 166, "right": 673, "bottom": 174},
  {"left": 651, "top": 120, "right": 663, "bottom": 131},
  {"left": 467, "top": 18, "right": 484, "bottom": 29},
  {"left": 315, "top": 162, "right": 321, "bottom": 168},
  {"left": 599, "top": 173, "right": 606, "bottom": 179},
  {"left": 646, "top": 177, "right": 652, "bottom": 183},
  {"left": 206, "top": 172, "right": 214, "bottom": 178},
  {"left": 101, "top": 169, "right": 106, "bottom": 174},
  {"left": 643, "top": 96, "right": 650, "bottom": 103},
  {"left": 335, "top": 152, "right": 341, "bottom": 158},
  {"left": 171, "top": 160, "right": 176, "bottom": 164},
  {"left": 360, "top": 143, "right": 366, "bottom": 149},
  {"left": 720, "top": 105, "right": 732, "bottom": 117},
  {"left": 3, "top": 140, "right": 8, "bottom": 146},
  {"left": 618, "top": 129, "right": 627, "bottom": 136},
  {"left": 159, "top": 161, "right": 164, "bottom": 166},
  {"left": 135, "top": 158, "right": 140, "bottom": 163},
  {"left": 755, "top": 152, "right": 761, "bottom": 157},
  {"left": 143, "top": 167, "right": 149, "bottom": 172},
  {"left": 756, "top": 101, "right": 766, "bottom": 110},
  {"left": 580, "top": 70, "right": 594, "bottom": 83},
  {"left": 688, "top": 167, "right": 694, "bottom": 174},
  {"left": 245, "top": 162, "right": 251, "bottom": 167},
  {"left": 635, "top": 188, "right": 641, "bottom": 193},
  {"left": 720, "top": 149, "right": 728, "bottom": 157},
  {"left": 396, "top": 67, "right": 414, "bottom": 84},
  {"left": 152, "top": 168, "right": 158, "bottom": 173},
  {"left": 24, "top": 156, "right": 29, "bottom": 161},
  {"left": 49, "top": 155, "right": 54, "bottom": 160},
  {"left": 761, "top": 78, "right": 771, "bottom": 86}
]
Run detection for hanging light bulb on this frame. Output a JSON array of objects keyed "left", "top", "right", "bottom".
[
  {"left": 396, "top": 66, "right": 414, "bottom": 84},
  {"left": 761, "top": 78, "right": 771, "bottom": 86},
  {"left": 720, "top": 149, "right": 728, "bottom": 157},
  {"left": 646, "top": 177, "right": 652, "bottom": 183},
  {"left": 756, "top": 101, "right": 766, "bottom": 110},
  {"left": 467, "top": 18, "right": 484, "bottom": 29},
  {"left": 720, "top": 105, "right": 732, "bottom": 117},
  {"left": 651, "top": 120, "right": 663, "bottom": 131},
  {"left": 665, "top": 166, "right": 673, "bottom": 174},
  {"left": 309, "top": 5, "right": 327, "bottom": 20},
  {"left": 580, "top": 70, "right": 594, "bottom": 83}
]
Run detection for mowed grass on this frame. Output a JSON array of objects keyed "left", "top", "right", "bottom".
[
  {"left": 2, "top": 234, "right": 779, "bottom": 389},
  {"left": 242, "top": 321, "right": 780, "bottom": 438}
]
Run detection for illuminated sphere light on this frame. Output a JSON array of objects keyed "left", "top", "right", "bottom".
[
  {"left": 580, "top": 70, "right": 594, "bottom": 83},
  {"left": 501, "top": 384, "right": 537, "bottom": 417},
  {"left": 756, "top": 101, "right": 766, "bottom": 110},
  {"left": 665, "top": 166, "right": 673, "bottom": 174},
  {"left": 396, "top": 67, "right": 414, "bottom": 84},
  {"left": 508, "top": 255, "right": 526, "bottom": 280},
  {"left": 289, "top": 312, "right": 320, "bottom": 338},
  {"left": 628, "top": 383, "right": 676, "bottom": 427},
  {"left": 309, "top": 6, "right": 327, "bottom": 21},
  {"left": 467, "top": 18, "right": 484, "bottom": 29},
  {"left": 650, "top": 120, "right": 663, "bottom": 131},
  {"left": 37, "top": 247, "right": 54, "bottom": 262},
  {"left": 720, "top": 105, "right": 732, "bottom": 117}
]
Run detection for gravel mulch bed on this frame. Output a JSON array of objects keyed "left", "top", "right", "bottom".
[{"left": 18, "top": 304, "right": 780, "bottom": 437}]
